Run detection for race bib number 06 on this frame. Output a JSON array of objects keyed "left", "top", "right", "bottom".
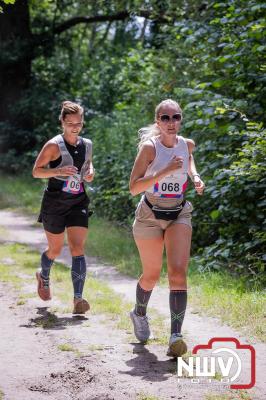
[{"left": 62, "top": 174, "right": 84, "bottom": 194}]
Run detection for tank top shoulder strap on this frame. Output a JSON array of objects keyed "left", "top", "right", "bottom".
[
  {"left": 177, "top": 135, "right": 187, "bottom": 146},
  {"left": 50, "top": 134, "right": 69, "bottom": 156},
  {"left": 177, "top": 135, "right": 189, "bottom": 153},
  {"left": 81, "top": 137, "right": 92, "bottom": 160},
  {"left": 147, "top": 136, "right": 159, "bottom": 152},
  {"left": 79, "top": 137, "right": 93, "bottom": 181}
]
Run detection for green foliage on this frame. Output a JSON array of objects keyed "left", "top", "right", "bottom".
[
  {"left": 91, "top": 105, "right": 148, "bottom": 225},
  {"left": 0, "top": 0, "right": 16, "bottom": 14},
  {"left": 1, "top": 0, "right": 265, "bottom": 286},
  {"left": 196, "top": 118, "right": 265, "bottom": 287}
]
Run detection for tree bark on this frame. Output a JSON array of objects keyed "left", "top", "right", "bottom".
[
  {"left": 0, "top": 0, "right": 32, "bottom": 123},
  {"left": 0, "top": 2, "right": 168, "bottom": 125}
]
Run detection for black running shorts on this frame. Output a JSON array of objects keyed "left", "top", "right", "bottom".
[{"left": 38, "top": 189, "right": 92, "bottom": 234}]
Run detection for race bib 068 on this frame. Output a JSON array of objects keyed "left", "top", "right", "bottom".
[
  {"left": 62, "top": 174, "right": 84, "bottom": 194},
  {"left": 153, "top": 174, "right": 188, "bottom": 198}
]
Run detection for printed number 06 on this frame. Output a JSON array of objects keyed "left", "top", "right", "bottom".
[{"left": 70, "top": 181, "right": 80, "bottom": 190}]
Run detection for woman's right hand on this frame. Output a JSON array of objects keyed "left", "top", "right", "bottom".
[
  {"left": 57, "top": 165, "right": 78, "bottom": 176},
  {"left": 163, "top": 156, "right": 184, "bottom": 175}
]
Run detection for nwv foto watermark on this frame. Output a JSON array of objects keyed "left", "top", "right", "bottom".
[{"left": 177, "top": 337, "right": 256, "bottom": 390}]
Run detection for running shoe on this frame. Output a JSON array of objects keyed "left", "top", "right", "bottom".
[
  {"left": 36, "top": 271, "right": 51, "bottom": 301},
  {"left": 167, "top": 333, "right": 187, "bottom": 357},
  {"left": 130, "top": 309, "right": 151, "bottom": 343},
  {"left": 73, "top": 298, "right": 90, "bottom": 314}
]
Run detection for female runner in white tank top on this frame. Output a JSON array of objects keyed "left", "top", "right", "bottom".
[{"left": 129, "top": 99, "right": 205, "bottom": 357}]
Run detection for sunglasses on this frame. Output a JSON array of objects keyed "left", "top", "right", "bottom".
[
  {"left": 159, "top": 113, "right": 182, "bottom": 122},
  {"left": 64, "top": 122, "right": 83, "bottom": 128}
]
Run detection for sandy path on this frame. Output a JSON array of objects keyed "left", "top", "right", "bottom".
[{"left": 0, "top": 210, "right": 265, "bottom": 400}]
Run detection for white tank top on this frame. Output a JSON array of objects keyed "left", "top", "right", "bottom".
[{"left": 144, "top": 135, "right": 189, "bottom": 202}]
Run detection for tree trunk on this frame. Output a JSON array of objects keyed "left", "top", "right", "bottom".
[
  {"left": 0, "top": 2, "right": 165, "bottom": 125},
  {"left": 0, "top": 0, "right": 32, "bottom": 124}
]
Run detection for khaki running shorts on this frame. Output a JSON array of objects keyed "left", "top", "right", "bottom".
[{"left": 133, "top": 200, "right": 193, "bottom": 239}]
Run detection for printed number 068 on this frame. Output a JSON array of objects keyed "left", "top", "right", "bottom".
[{"left": 161, "top": 183, "right": 179, "bottom": 192}]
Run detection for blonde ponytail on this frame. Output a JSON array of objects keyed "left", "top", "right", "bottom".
[{"left": 138, "top": 124, "right": 160, "bottom": 150}]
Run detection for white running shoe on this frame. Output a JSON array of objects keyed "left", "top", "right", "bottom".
[{"left": 130, "top": 309, "right": 151, "bottom": 343}]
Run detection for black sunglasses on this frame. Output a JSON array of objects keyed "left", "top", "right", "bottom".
[{"left": 159, "top": 113, "right": 182, "bottom": 122}]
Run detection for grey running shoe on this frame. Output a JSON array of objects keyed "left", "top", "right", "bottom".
[
  {"left": 167, "top": 333, "right": 187, "bottom": 357},
  {"left": 130, "top": 309, "right": 151, "bottom": 343}
]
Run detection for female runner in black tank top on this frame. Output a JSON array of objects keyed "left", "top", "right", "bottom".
[{"left": 32, "top": 101, "right": 94, "bottom": 314}]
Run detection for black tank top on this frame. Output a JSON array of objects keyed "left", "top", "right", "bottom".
[{"left": 47, "top": 137, "right": 86, "bottom": 192}]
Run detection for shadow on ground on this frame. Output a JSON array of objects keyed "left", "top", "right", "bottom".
[
  {"left": 119, "top": 343, "right": 177, "bottom": 383},
  {"left": 20, "top": 307, "right": 88, "bottom": 330}
]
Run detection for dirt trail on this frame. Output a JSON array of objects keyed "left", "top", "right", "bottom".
[{"left": 0, "top": 210, "right": 265, "bottom": 400}]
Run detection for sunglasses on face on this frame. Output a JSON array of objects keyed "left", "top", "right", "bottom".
[
  {"left": 159, "top": 113, "right": 182, "bottom": 122},
  {"left": 64, "top": 122, "right": 83, "bottom": 128}
]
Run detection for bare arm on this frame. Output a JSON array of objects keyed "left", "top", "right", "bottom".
[
  {"left": 186, "top": 139, "right": 198, "bottom": 180},
  {"left": 32, "top": 142, "right": 77, "bottom": 178},
  {"left": 83, "top": 161, "right": 95, "bottom": 183},
  {"left": 129, "top": 142, "right": 184, "bottom": 196},
  {"left": 186, "top": 138, "right": 205, "bottom": 195}
]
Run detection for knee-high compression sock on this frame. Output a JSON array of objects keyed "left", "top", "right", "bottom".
[
  {"left": 169, "top": 290, "right": 187, "bottom": 334},
  {"left": 40, "top": 252, "right": 54, "bottom": 280},
  {"left": 71, "top": 255, "right": 87, "bottom": 299},
  {"left": 134, "top": 282, "right": 152, "bottom": 316}
]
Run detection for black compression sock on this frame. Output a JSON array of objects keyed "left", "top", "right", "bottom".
[
  {"left": 134, "top": 282, "right": 152, "bottom": 316},
  {"left": 169, "top": 289, "right": 187, "bottom": 334},
  {"left": 40, "top": 252, "right": 54, "bottom": 280},
  {"left": 71, "top": 255, "right": 87, "bottom": 298}
]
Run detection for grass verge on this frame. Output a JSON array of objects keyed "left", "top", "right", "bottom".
[
  {"left": 0, "top": 242, "right": 166, "bottom": 343},
  {"left": 159, "top": 260, "right": 266, "bottom": 341},
  {"left": 188, "top": 262, "right": 265, "bottom": 341},
  {"left": 58, "top": 343, "right": 77, "bottom": 352},
  {"left": 136, "top": 394, "right": 161, "bottom": 400},
  {"left": 87, "top": 219, "right": 266, "bottom": 342},
  {"left": 0, "top": 173, "right": 44, "bottom": 214},
  {"left": 86, "top": 217, "right": 142, "bottom": 277},
  {"left": 204, "top": 390, "right": 252, "bottom": 400},
  {"left": 0, "top": 174, "right": 265, "bottom": 342}
]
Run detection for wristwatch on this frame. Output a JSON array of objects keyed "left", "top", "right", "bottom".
[{"left": 193, "top": 174, "right": 201, "bottom": 182}]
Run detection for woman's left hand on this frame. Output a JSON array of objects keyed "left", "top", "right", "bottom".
[
  {"left": 194, "top": 176, "right": 205, "bottom": 195},
  {"left": 83, "top": 168, "right": 95, "bottom": 183}
]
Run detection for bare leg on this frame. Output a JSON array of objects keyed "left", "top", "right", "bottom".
[
  {"left": 134, "top": 236, "right": 164, "bottom": 291},
  {"left": 130, "top": 235, "right": 164, "bottom": 342},
  {"left": 66, "top": 226, "right": 88, "bottom": 257},
  {"left": 44, "top": 230, "right": 65, "bottom": 260},
  {"left": 165, "top": 223, "right": 192, "bottom": 290},
  {"left": 164, "top": 223, "right": 192, "bottom": 356}
]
